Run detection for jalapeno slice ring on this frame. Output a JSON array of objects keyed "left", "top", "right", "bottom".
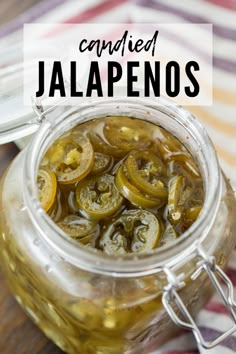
[
  {"left": 100, "top": 210, "right": 160, "bottom": 255},
  {"left": 159, "top": 222, "right": 178, "bottom": 246},
  {"left": 115, "top": 166, "right": 163, "bottom": 208},
  {"left": 57, "top": 214, "right": 98, "bottom": 244},
  {"left": 91, "top": 152, "right": 114, "bottom": 175},
  {"left": 125, "top": 150, "right": 168, "bottom": 199},
  {"left": 76, "top": 174, "right": 124, "bottom": 219},
  {"left": 45, "top": 131, "right": 94, "bottom": 184},
  {"left": 48, "top": 187, "right": 69, "bottom": 222},
  {"left": 166, "top": 152, "right": 200, "bottom": 177},
  {"left": 37, "top": 168, "right": 57, "bottom": 212},
  {"left": 88, "top": 130, "right": 126, "bottom": 158},
  {"left": 157, "top": 128, "right": 184, "bottom": 155},
  {"left": 104, "top": 116, "right": 152, "bottom": 152},
  {"left": 184, "top": 206, "right": 202, "bottom": 229}
]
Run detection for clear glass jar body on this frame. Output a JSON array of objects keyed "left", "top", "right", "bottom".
[{"left": 0, "top": 98, "right": 236, "bottom": 354}]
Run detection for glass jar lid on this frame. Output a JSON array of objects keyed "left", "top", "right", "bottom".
[{"left": 0, "top": 62, "right": 42, "bottom": 144}]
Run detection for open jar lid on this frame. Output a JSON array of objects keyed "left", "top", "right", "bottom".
[{"left": 0, "top": 61, "right": 42, "bottom": 144}]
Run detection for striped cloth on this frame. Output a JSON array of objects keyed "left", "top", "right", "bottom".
[{"left": 0, "top": 1, "right": 236, "bottom": 353}]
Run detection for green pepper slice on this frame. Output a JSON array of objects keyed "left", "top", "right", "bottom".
[
  {"left": 115, "top": 166, "right": 163, "bottom": 208},
  {"left": 125, "top": 150, "right": 168, "bottom": 199},
  {"left": 166, "top": 152, "right": 200, "bottom": 177},
  {"left": 37, "top": 167, "right": 57, "bottom": 212},
  {"left": 88, "top": 130, "right": 126, "bottom": 158},
  {"left": 76, "top": 174, "right": 124, "bottom": 219},
  {"left": 99, "top": 210, "right": 160, "bottom": 255},
  {"left": 168, "top": 175, "right": 185, "bottom": 224},
  {"left": 48, "top": 187, "right": 69, "bottom": 222},
  {"left": 44, "top": 131, "right": 94, "bottom": 184},
  {"left": 91, "top": 152, "right": 114, "bottom": 175},
  {"left": 159, "top": 222, "right": 178, "bottom": 246},
  {"left": 157, "top": 128, "right": 185, "bottom": 158},
  {"left": 184, "top": 206, "right": 202, "bottom": 227},
  {"left": 57, "top": 214, "right": 98, "bottom": 244},
  {"left": 161, "top": 129, "right": 183, "bottom": 150},
  {"left": 103, "top": 116, "right": 152, "bottom": 152}
]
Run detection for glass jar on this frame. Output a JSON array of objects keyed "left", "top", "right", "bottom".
[{"left": 0, "top": 97, "right": 236, "bottom": 354}]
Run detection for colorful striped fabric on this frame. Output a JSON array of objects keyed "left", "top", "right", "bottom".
[
  {"left": 132, "top": 3, "right": 236, "bottom": 353},
  {"left": 133, "top": 0, "right": 236, "bottom": 189},
  {"left": 0, "top": 1, "right": 236, "bottom": 353}
]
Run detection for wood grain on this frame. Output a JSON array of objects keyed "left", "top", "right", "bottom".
[{"left": 0, "top": 2, "right": 64, "bottom": 353}]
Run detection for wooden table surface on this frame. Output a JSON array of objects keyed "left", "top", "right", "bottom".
[{"left": 0, "top": 2, "right": 64, "bottom": 353}]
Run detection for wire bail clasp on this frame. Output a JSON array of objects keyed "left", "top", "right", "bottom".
[
  {"left": 162, "top": 245, "right": 236, "bottom": 349},
  {"left": 31, "top": 79, "right": 71, "bottom": 124}
]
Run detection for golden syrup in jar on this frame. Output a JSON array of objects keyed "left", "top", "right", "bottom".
[{"left": 38, "top": 116, "right": 204, "bottom": 254}]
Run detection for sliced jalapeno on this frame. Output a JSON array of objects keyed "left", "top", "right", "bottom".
[
  {"left": 184, "top": 206, "right": 202, "bottom": 225},
  {"left": 178, "top": 185, "right": 193, "bottom": 207},
  {"left": 37, "top": 167, "right": 57, "bottom": 211},
  {"left": 168, "top": 175, "right": 185, "bottom": 224},
  {"left": 39, "top": 116, "right": 204, "bottom": 254},
  {"left": 162, "top": 129, "right": 183, "bottom": 149},
  {"left": 104, "top": 116, "right": 152, "bottom": 151},
  {"left": 91, "top": 152, "right": 114, "bottom": 175},
  {"left": 125, "top": 150, "right": 168, "bottom": 199},
  {"left": 76, "top": 174, "right": 124, "bottom": 219},
  {"left": 159, "top": 222, "right": 178, "bottom": 246},
  {"left": 48, "top": 187, "right": 69, "bottom": 222},
  {"left": 166, "top": 152, "right": 200, "bottom": 178},
  {"left": 45, "top": 131, "right": 94, "bottom": 184},
  {"left": 57, "top": 214, "right": 98, "bottom": 244},
  {"left": 157, "top": 128, "right": 184, "bottom": 158},
  {"left": 100, "top": 210, "right": 160, "bottom": 255},
  {"left": 115, "top": 166, "right": 163, "bottom": 208},
  {"left": 88, "top": 130, "right": 126, "bottom": 158}
]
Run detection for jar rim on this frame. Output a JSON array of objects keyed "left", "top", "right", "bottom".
[{"left": 23, "top": 96, "right": 221, "bottom": 277}]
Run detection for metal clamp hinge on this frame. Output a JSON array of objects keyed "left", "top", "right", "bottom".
[
  {"left": 31, "top": 79, "right": 71, "bottom": 123},
  {"left": 162, "top": 245, "right": 236, "bottom": 349}
]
